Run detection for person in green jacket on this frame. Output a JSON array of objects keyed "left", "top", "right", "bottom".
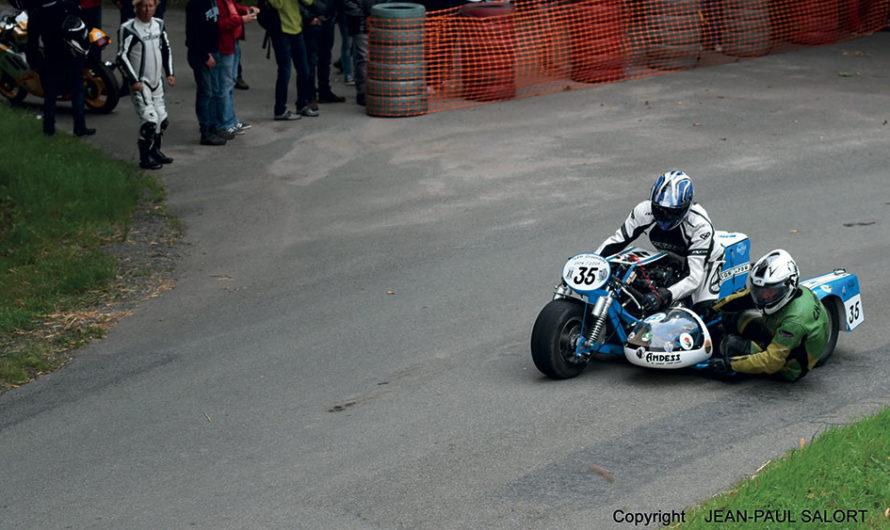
[
  {"left": 707, "top": 249, "right": 829, "bottom": 381},
  {"left": 268, "top": 0, "right": 318, "bottom": 119}
]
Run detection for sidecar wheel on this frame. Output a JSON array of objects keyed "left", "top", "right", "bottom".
[
  {"left": 83, "top": 64, "right": 119, "bottom": 113},
  {"left": 0, "top": 71, "right": 26, "bottom": 103},
  {"left": 531, "top": 299, "right": 589, "bottom": 379},
  {"left": 814, "top": 298, "right": 840, "bottom": 368}
]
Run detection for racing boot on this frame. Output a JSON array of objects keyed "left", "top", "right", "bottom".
[
  {"left": 151, "top": 133, "right": 174, "bottom": 164},
  {"left": 138, "top": 139, "right": 163, "bottom": 170},
  {"left": 151, "top": 119, "right": 174, "bottom": 164}
]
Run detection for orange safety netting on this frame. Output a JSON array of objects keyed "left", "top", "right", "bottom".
[{"left": 365, "top": 0, "right": 890, "bottom": 117}]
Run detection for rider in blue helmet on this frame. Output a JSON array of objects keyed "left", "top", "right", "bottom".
[{"left": 595, "top": 171, "right": 725, "bottom": 314}]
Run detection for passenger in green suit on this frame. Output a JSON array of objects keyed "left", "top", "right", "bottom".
[{"left": 707, "top": 249, "right": 829, "bottom": 381}]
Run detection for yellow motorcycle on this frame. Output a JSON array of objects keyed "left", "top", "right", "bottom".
[{"left": 0, "top": 10, "right": 120, "bottom": 113}]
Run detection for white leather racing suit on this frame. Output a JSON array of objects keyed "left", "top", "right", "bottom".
[
  {"left": 595, "top": 201, "right": 725, "bottom": 305},
  {"left": 117, "top": 17, "right": 174, "bottom": 137}
]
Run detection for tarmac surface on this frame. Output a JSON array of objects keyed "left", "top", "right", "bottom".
[{"left": 1, "top": 6, "right": 889, "bottom": 529}]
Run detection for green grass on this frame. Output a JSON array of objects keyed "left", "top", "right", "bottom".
[
  {"left": 0, "top": 103, "right": 163, "bottom": 387},
  {"left": 674, "top": 408, "right": 890, "bottom": 529}
]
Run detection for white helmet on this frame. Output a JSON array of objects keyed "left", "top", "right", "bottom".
[{"left": 746, "top": 249, "right": 799, "bottom": 315}]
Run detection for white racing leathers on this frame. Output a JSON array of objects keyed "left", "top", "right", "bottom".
[
  {"left": 117, "top": 17, "right": 173, "bottom": 140},
  {"left": 596, "top": 201, "right": 725, "bottom": 305}
]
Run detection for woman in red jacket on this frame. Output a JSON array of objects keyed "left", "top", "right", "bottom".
[{"left": 217, "top": 0, "right": 258, "bottom": 135}]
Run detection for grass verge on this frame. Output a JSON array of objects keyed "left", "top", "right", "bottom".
[
  {"left": 673, "top": 407, "right": 890, "bottom": 529},
  {"left": 0, "top": 103, "right": 171, "bottom": 392}
]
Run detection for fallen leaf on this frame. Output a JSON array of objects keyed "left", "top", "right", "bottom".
[
  {"left": 204, "top": 413, "right": 212, "bottom": 422},
  {"left": 790, "top": 229, "right": 799, "bottom": 233},
  {"left": 385, "top": 290, "right": 396, "bottom": 295},
  {"left": 884, "top": 508, "right": 889, "bottom": 519},
  {"left": 819, "top": 136, "right": 825, "bottom": 141},
  {"left": 589, "top": 464, "right": 615, "bottom": 482},
  {"left": 800, "top": 437, "right": 806, "bottom": 448},
  {"left": 693, "top": 122, "right": 702, "bottom": 127}
]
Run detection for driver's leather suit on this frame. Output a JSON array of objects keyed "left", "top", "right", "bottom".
[
  {"left": 117, "top": 16, "right": 174, "bottom": 135},
  {"left": 595, "top": 201, "right": 724, "bottom": 306}
]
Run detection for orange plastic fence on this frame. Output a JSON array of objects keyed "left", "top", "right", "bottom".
[{"left": 366, "top": 0, "right": 890, "bottom": 117}]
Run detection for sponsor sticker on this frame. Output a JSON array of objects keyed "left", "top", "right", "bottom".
[{"left": 679, "top": 333, "right": 694, "bottom": 350}]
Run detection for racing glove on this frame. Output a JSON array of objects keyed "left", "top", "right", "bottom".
[
  {"left": 642, "top": 287, "right": 672, "bottom": 313},
  {"left": 703, "top": 348, "right": 733, "bottom": 378}
]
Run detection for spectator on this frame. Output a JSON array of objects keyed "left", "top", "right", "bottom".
[
  {"left": 342, "top": 0, "right": 384, "bottom": 106},
  {"left": 26, "top": 0, "right": 95, "bottom": 136},
  {"left": 118, "top": 0, "right": 175, "bottom": 169},
  {"left": 268, "top": 0, "right": 318, "bottom": 120},
  {"left": 333, "top": 1, "right": 354, "bottom": 85},
  {"left": 217, "top": 0, "right": 257, "bottom": 135},
  {"left": 185, "top": 0, "right": 227, "bottom": 145},
  {"left": 302, "top": 0, "right": 345, "bottom": 106}
]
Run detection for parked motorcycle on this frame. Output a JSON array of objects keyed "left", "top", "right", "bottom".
[
  {"left": 0, "top": 10, "right": 120, "bottom": 113},
  {"left": 530, "top": 231, "right": 863, "bottom": 379}
]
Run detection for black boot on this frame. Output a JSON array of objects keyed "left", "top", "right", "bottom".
[
  {"left": 139, "top": 140, "right": 163, "bottom": 170},
  {"left": 151, "top": 134, "right": 173, "bottom": 164}
]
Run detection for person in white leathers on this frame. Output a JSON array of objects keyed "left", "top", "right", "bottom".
[
  {"left": 118, "top": 0, "right": 175, "bottom": 169},
  {"left": 595, "top": 170, "right": 725, "bottom": 315}
]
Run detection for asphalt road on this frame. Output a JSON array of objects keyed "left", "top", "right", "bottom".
[{"left": 1, "top": 7, "right": 889, "bottom": 529}]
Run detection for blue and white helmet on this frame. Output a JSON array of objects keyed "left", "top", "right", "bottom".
[{"left": 650, "top": 170, "right": 694, "bottom": 231}]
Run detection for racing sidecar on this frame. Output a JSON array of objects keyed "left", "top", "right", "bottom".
[{"left": 530, "top": 231, "right": 864, "bottom": 379}]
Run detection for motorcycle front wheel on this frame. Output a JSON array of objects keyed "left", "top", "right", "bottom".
[
  {"left": 531, "top": 299, "right": 589, "bottom": 379},
  {"left": 0, "top": 70, "right": 27, "bottom": 103},
  {"left": 83, "top": 64, "right": 119, "bottom": 113}
]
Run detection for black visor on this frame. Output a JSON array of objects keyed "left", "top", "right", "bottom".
[
  {"left": 750, "top": 284, "right": 788, "bottom": 308},
  {"left": 652, "top": 202, "right": 687, "bottom": 226}
]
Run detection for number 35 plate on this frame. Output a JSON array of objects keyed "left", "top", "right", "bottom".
[{"left": 563, "top": 254, "right": 611, "bottom": 293}]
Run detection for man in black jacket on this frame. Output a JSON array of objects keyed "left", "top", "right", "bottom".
[
  {"left": 185, "top": 0, "right": 227, "bottom": 145},
  {"left": 26, "top": 0, "right": 95, "bottom": 136},
  {"left": 302, "top": 0, "right": 344, "bottom": 105}
]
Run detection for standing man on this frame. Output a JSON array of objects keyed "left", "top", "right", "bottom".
[
  {"left": 186, "top": 0, "right": 227, "bottom": 145},
  {"left": 118, "top": 0, "right": 176, "bottom": 169},
  {"left": 26, "top": 0, "right": 95, "bottom": 136},
  {"left": 302, "top": 0, "right": 345, "bottom": 106},
  {"left": 268, "top": 0, "right": 318, "bottom": 120},
  {"left": 342, "top": 0, "right": 383, "bottom": 106}
]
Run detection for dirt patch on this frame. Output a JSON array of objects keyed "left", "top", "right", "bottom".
[{"left": 0, "top": 199, "right": 183, "bottom": 394}]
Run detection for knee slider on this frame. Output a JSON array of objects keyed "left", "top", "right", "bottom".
[{"left": 140, "top": 122, "right": 156, "bottom": 142}]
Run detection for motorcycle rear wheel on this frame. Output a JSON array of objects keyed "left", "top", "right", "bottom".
[
  {"left": 814, "top": 298, "right": 840, "bottom": 367},
  {"left": 0, "top": 71, "right": 27, "bottom": 103},
  {"left": 531, "top": 299, "right": 589, "bottom": 379},
  {"left": 83, "top": 64, "right": 119, "bottom": 113}
]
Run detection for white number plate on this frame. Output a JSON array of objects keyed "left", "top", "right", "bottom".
[
  {"left": 562, "top": 254, "right": 611, "bottom": 293},
  {"left": 845, "top": 294, "right": 864, "bottom": 331}
]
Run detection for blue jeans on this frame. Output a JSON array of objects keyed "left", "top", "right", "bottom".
[
  {"left": 271, "top": 31, "right": 311, "bottom": 115},
  {"left": 218, "top": 43, "right": 240, "bottom": 129},
  {"left": 190, "top": 52, "right": 222, "bottom": 134}
]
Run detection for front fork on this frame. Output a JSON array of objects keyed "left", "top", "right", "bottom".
[{"left": 553, "top": 281, "right": 615, "bottom": 361}]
